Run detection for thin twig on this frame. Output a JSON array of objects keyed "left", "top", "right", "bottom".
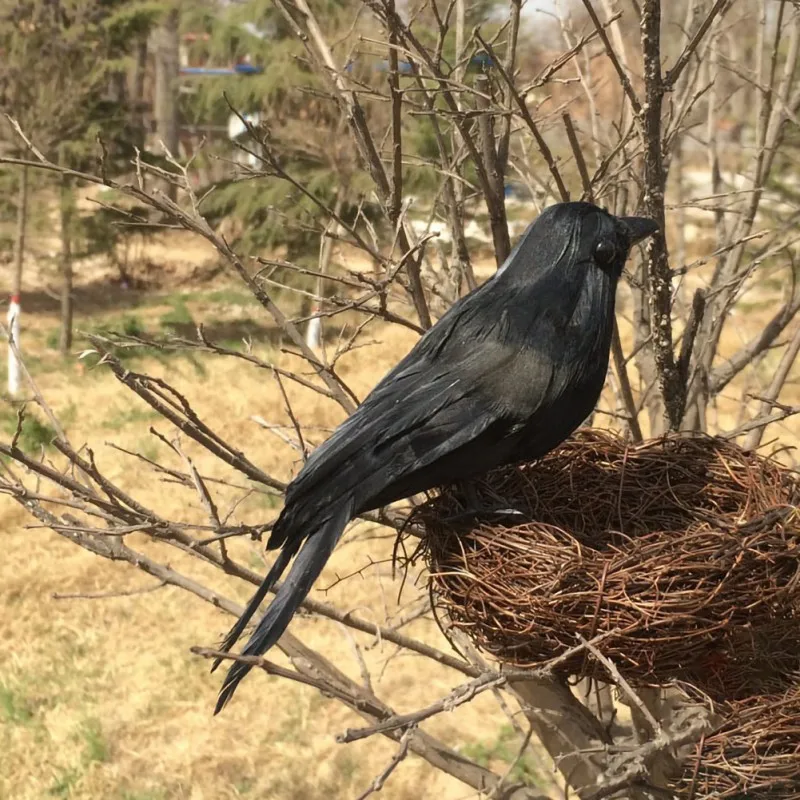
[
  {"left": 664, "top": 0, "right": 731, "bottom": 89},
  {"left": 579, "top": 0, "right": 643, "bottom": 117},
  {"left": 355, "top": 726, "right": 416, "bottom": 800},
  {"left": 562, "top": 111, "right": 592, "bottom": 201},
  {"left": 475, "top": 32, "right": 569, "bottom": 203},
  {"left": 611, "top": 323, "right": 644, "bottom": 442},
  {"left": 53, "top": 581, "right": 168, "bottom": 600}
]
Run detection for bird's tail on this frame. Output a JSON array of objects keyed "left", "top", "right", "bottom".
[
  {"left": 214, "top": 497, "right": 355, "bottom": 714},
  {"left": 210, "top": 543, "right": 298, "bottom": 674}
]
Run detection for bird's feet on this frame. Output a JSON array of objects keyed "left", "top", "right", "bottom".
[
  {"left": 442, "top": 506, "right": 527, "bottom": 524},
  {"left": 443, "top": 482, "right": 528, "bottom": 525}
]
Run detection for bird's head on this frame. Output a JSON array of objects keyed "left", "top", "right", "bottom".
[
  {"left": 595, "top": 206, "right": 660, "bottom": 277},
  {"left": 497, "top": 201, "right": 658, "bottom": 284}
]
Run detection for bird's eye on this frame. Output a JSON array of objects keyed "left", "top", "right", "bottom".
[{"left": 593, "top": 239, "right": 617, "bottom": 265}]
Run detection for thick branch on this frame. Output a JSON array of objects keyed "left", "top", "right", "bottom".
[
  {"left": 640, "top": 0, "right": 682, "bottom": 430},
  {"left": 475, "top": 72, "right": 512, "bottom": 264}
]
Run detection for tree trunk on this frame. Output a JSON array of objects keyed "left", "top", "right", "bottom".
[
  {"left": 131, "top": 35, "right": 149, "bottom": 149},
  {"left": 59, "top": 176, "right": 74, "bottom": 356},
  {"left": 13, "top": 165, "right": 28, "bottom": 301},
  {"left": 152, "top": 6, "right": 181, "bottom": 199},
  {"left": 8, "top": 165, "right": 28, "bottom": 396}
]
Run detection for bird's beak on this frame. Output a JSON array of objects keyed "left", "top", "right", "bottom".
[{"left": 620, "top": 216, "right": 659, "bottom": 245}]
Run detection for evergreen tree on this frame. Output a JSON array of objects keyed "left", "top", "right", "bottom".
[
  {"left": 177, "top": 0, "right": 505, "bottom": 262},
  {"left": 178, "top": 0, "right": 378, "bottom": 259}
]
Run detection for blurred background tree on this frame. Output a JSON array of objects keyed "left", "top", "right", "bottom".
[{"left": 0, "top": 0, "right": 159, "bottom": 354}]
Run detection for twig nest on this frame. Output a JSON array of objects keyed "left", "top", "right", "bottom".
[
  {"left": 416, "top": 431, "right": 800, "bottom": 699},
  {"left": 674, "top": 684, "right": 800, "bottom": 798}
]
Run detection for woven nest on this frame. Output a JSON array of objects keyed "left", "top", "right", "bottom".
[
  {"left": 674, "top": 684, "right": 800, "bottom": 798},
  {"left": 416, "top": 430, "right": 800, "bottom": 699}
]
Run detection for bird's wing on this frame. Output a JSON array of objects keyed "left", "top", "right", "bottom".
[{"left": 271, "top": 295, "right": 557, "bottom": 544}]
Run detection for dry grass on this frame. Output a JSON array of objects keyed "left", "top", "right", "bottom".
[{"left": 1, "top": 239, "right": 798, "bottom": 799}]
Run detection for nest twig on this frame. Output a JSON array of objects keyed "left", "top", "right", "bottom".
[
  {"left": 414, "top": 430, "right": 800, "bottom": 700},
  {"left": 674, "top": 684, "right": 800, "bottom": 798}
]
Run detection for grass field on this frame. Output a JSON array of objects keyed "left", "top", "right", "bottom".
[{"left": 1, "top": 230, "right": 798, "bottom": 800}]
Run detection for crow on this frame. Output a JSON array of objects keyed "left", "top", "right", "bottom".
[{"left": 212, "top": 201, "right": 657, "bottom": 712}]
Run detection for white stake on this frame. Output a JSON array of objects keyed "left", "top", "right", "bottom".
[
  {"left": 7, "top": 295, "right": 21, "bottom": 397},
  {"left": 305, "top": 313, "right": 322, "bottom": 351}
]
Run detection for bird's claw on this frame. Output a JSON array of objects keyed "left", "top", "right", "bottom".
[{"left": 442, "top": 505, "right": 527, "bottom": 524}]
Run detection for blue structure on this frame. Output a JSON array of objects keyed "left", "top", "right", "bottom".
[{"left": 180, "top": 63, "right": 264, "bottom": 76}]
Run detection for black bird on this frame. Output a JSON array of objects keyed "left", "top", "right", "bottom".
[{"left": 213, "top": 201, "right": 657, "bottom": 712}]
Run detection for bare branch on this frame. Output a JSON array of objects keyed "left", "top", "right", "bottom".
[
  {"left": 355, "top": 727, "right": 415, "bottom": 800},
  {"left": 562, "top": 112, "right": 593, "bottom": 201},
  {"left": 708, "top": 295, "right": 800, "bottom": 395},
  {"left": 475, "top": 70, "right": 512, "bottom": 262},
  {"left": 611, "top": 323, "right": 644, "bottom": 442},
  {"left": 743, "top": 323, "right": 800, "bottom": 450},
  {"left": 579, "top": 0, "right": 643, "bottom": 117},
  {"left": 477, "top": 32, "right": 569, "bottom": 203},
  {"left": 664, "top": 0, "right": 731, "bottom": 89}
]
